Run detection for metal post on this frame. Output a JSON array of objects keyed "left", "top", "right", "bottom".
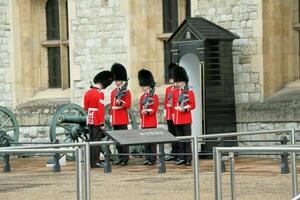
[
  {"left": 290, "top": 128, "right": 298, "bottom": 197},
  {"left": 76, "top": 148, "right": 84, "bottom": 200},
  {"left": 193, "top": 136, "right": 200, "bottom": 200},
  {"left": 53, "top": 153, "right": 61, "bottom": 173},
  {"left": 104, "top": 144, "right": 111, "bottom": 173},
  {"left": 3, "top": 154, "right": 10, "bottom": 173},
  {"left": 53, "top": 139, "right": 61, "bottom": 173},
  {"left": 214, "top": 147, "right": 222, "bottom": 200},
  {"left": 158, "top": 143, "right": 166, "bottom": 173},
  {"left": 218, "top": 137, "right": 226, "bottom": 173},
  {"left": 280, "top": 136, "right": 289, "bottom": 174},
  {"left": 229, "top": 152, "right": 235, "bottom": 200},
  {"left": 85, "top": 143, "right": 91, "bottom": 200}
]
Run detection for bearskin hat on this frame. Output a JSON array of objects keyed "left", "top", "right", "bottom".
[
  {"left": 111, "top": 63, "right": 127, "bottom": 81},
  {"left": 173, "top": 66, "right": 189, "bottom": 83},
  {"left": 138, "top": 69, "right": 155, "bottom": 88},
  {"left": 93, "top": 71, "right": 113, "bottom": 89},
  {"left": 167, "top": 63, "right": 178, "bottom": 80}
]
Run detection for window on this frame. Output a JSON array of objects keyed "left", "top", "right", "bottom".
[
  {"left": 43, "top": 0, "right": 70, "bottom": 89},
  {"left": 163, "top": 0, "right": 191, "bottom": 82}
]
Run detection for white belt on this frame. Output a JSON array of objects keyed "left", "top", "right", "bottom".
[{"left": 88, "top": 108, "right": 98, "bottom": 111}]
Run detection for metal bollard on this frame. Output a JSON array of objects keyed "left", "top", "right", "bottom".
[
  {"left": 3, "top": 154, "right": 10, "bottom": 173},
  {"left": 103, "top": 144, "right": 112, "bottom": 173},
  {"left": 53, "top": 139, "right": 61, "bottom": 173},
  {"left": 280, "top": 136, "right": 289, "bottom": 174},
  {"left": 218, "top": 137, "right": 226, "bottom": 173},
  {"left": 158, "top": 144, "right": 166, "bottom": 173}
]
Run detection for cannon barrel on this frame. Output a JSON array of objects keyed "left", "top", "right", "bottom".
[{"left": 58, "top": 115, "right": 87, "bottom": 124}]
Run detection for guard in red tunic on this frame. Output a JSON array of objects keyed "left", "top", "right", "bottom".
[
  {"left": 84, "top": 71, "right": 113, "bottom": 168},
  {"left": 138, "top": 69, "right": 159, "bottom": 165},
  {"left": 172, "top": 66, "right": 196, "bottom": 166},
  {"left": 164, "top": 63, "right": 178, "bottom": 161},
  {"left": 110, "top": 63, "right": 131, "bottom": 166}
]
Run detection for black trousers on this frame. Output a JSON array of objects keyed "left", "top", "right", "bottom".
[
  {"left": 175, "top": 124, "right": 192, "bottom": 162},
  {"left": 113, "top": 125, "right": 129, "bottom": 162},
  {"left": 88, "top": 125, "right": 104, "bottom": 166},
  {"left": 143, "top": 127, "right": 157, "bottom": 162},
  {"left": 167, "top": 120, "right": 179, "bottom": 158}
]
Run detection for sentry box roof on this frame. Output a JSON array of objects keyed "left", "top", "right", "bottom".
[{"left": 168, "top": 17, "right": 240, "bottom": 42}]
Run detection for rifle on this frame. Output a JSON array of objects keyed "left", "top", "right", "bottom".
[
  {"left": 142, "top": 84, "right": 156, "bottom": 114},
  {"left": 167, "top": 88, "right": 173, "bottom": 107},
  {"left": 115, "top": 78, "right": 129, "bottom": 100},
  {"left": 178, "top": 84, "right": 190, "bottom": 110}
]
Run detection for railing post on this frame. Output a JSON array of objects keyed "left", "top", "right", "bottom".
[
  {"left": 84, "top": 143, "right": 91, "bottom": 200},
  {"left": 3, "top": 154, "right": 10, "bottom": 173},
  {"left": 229, "top": 152, "right": 235, "bottom": 200},
  {"left": 53, "top": 140, "right": 61, "bottom": 173},
  {"left": 158, "top": 143, "right": 166, "bottom": 173},
  {"left": 290, "top": 128, "right": 298, "bottom": 197},
  {"left": 279, "top": 136, "right": 289, "bottom": 174},
  {"left": 218, "top": 137, "right": 226, "bottom": 173},
  {"left": 214, "top": 147, "right": 222, "bottom": 200},
  {"left": 193, "top": 136, "right": 200, "bottom": 200},
  {"left": 76, "top": 148, "right": 84, "bottom": 200}
]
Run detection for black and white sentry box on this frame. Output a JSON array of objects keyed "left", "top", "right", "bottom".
[{"left": 106, "top": 128, "right": 178, "bottom": 145}]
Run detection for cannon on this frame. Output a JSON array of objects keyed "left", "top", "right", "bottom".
[
  {"left": 0, "top": 106, "right": 19, "bottom": 147},
  {"left": 49, "top": 103, "right": 138, "bottom": 143}
]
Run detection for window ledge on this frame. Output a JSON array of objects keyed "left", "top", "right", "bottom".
[
  {"left": 32, "top": 88, "right": 71, "bottom": 101},
  {"left": 157, "top": 33, "right": 172, "bottom": 41},
  {"left": 293, "top": 23, "right": 300, "bottom": 31}
]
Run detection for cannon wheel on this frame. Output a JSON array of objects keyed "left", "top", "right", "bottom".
[
  {"left": 0, "top": 106, "right": 19, "bottom": 146},
  {"left": 49, "top": 103, "right": 86, "bottom": 143}
]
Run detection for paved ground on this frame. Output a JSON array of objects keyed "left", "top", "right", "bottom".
[{"left": 0, "top": 157, "right": 296, "bottom": 200}]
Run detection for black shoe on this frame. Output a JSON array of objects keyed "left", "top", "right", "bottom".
[
  {"left": 148, "top": 161, "right": 156, "bottom": 166},
  {"left": 92, "top": 162, "right": 104, "bottom": 168},
  {"left": 113, "top": 159, "right": 122, "bottom": 165},
  {"left": 185, "top": 161, "right": 191, "bottom": 166},
  {"left": 165, "top": 156, "right": 175, "bottom": 161},
  {"left": 143, "top": 160, "right": 150, "bottom": 165},
  {"left": 120, "top": 161, "right": 128, "bottom": 166},
  {"left": 175, "top": 159, "right": 185, "bottom": 165}
]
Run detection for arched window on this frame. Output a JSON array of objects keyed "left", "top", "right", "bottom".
[{"left": 44, "top": 0, "right": 69, "bottom": 89}]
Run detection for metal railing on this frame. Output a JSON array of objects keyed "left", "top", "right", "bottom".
[
  {"left": 213, "top": 145, "right": 300, "bottom": 200},
  {"left": 0, "top": 128, "right": 299, "bottom": 200}
]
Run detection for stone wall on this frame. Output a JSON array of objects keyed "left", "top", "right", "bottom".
[
  {"left": 70, "top": 0, "right": 128, "bottom": 106},
  {"left": 0, "top": 0, "right": 12, "bottom": 108},
  {"left": 194, "top": 0, "right": 262, "bottom": 104}
]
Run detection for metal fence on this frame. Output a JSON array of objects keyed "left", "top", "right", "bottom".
[{"left": 0, "top": 128, "right": 299, "bottom": 200}]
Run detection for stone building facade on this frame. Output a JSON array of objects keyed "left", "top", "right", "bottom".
[{"left": 0, "top": 0, "right": 300, "bottom": 143}]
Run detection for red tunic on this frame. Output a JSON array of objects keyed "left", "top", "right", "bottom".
[
  {"left": 172, "top": 88, "right": 196, "bottom": 125},
  {"left": 84, "top": 88, "right": 105, "bottom": 126},
  {"left": 164, "top": 85, "right": 175, "bottom": 121},
  {"left": 139, "top": 93, "right": 159, "bottom": 128},
  {"left": 110, "top": 88, "right": 131, "bottom": 125}
]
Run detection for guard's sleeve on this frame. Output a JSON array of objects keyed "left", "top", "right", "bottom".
[
  {"left": 122, "top": 90, "right": 131, "bottom": 109},
  {"left": 110, "top": 90, "right": 114, "bottom": 115},
  {"left": 148, "top": 94, "right": 159, "bottom": 116},
  {"left": 164, "top": 87, "right": 168, "bottom": 110},
  {"left": 139, "top": 95, "right": 143, "bottom": 115},
  {"left": 83, "top": 92, "right": 89, "bottom": 111},
  {"left": 186, "top": 90, "right": 196, "bottom": 111}
]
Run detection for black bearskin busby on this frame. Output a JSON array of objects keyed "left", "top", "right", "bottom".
[
  {"left": 93, "top": 71, "right": 113, "bottom": 89},
  {"left": 167, "top": 63, "right": 178, "bottom": 80},
  {"left": 173, "top": 66, "right": 189, "bottom": 83},
  {"left": 138, "top": 69, "right": 155, "bottom": 88},
  {"left": 111, "top": 63, "right": 127, "bottom": 81}
]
